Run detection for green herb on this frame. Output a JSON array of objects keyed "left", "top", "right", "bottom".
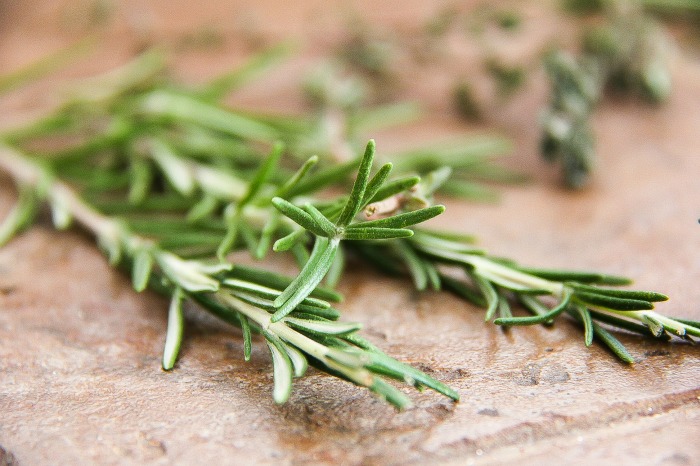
[
  {"left": 348, "top": 230, "right": 697, "bottom": 362},
  {"left": 542, "top": 1, "right": 673, "bottom": 188},
  {"left": 0, "top": 141, "right": 458, "bottom": 408},
  {"left": 0, "top": 43, "right": 694, "bottom": 413}
]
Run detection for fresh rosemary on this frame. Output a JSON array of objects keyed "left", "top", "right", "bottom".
[
  {"left": 541, "top": 0, "right": 673, "bottom": 188},
  {"left": 0, "top": 44, "right": 696, "bottom": 410}
]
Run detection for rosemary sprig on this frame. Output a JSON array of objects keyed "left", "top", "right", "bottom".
[
  {"left": 349, "top": 230, "right": 697, "bottom": 362},
  {"left": 0, "top": 142, "right": 458, "bottom": 408},
  {"left": 0, "top": 42, "right": 694, "bottom": 413}
]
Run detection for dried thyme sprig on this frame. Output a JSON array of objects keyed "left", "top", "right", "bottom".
[{"left": 0, "top": 142, "right": 458, "bottom": 408}]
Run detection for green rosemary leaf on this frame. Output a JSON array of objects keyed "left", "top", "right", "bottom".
[
  {"left": 0, "top": 36, "right": 94, "bottom": 95},
  {"left": 71, "top": 48, "right": 166, "bottom": 103},
  {"left": 291, "top": 306, "right": 341, "bottom": 321},
  {"left": 139, "top": 90, "right": 279, "bottom": 143},
  {"left": 285, "top": 159, "right": 357, "bottom": 198},
  {"left": 149, "top": 139, "right": 195, "bottom": 196},
  {"left": 157, "top": 232, "right": 225, "bottom": 250},
  {"left": 239, "top": 222, "right": 259, "bottom": 258},
  {"left": 390, "top": 134, "right": 512, "bottom": 173},
  {"left": 473, "top": 273, "right": 499, "bottom": 321},
  {"left": 255, "top": 210, "right": 281, "bottom": 259},
  {"left": 324, "top": 245, "right": 345, "bottom": 288},
  {"left": 132, "top": 248, "right": 154, "bottom": 293},
  {"left": 515, "top": 267, "right": 632, "bottom": 285},
  {"left": 49, "top": 196, "right": 72, "bottom": 230},
  {"left": 517, "top": 295, "right": 555, "bottom": 325},
  {"left": 97, "top": 233, "right": 122, "bottom": 266},
  {"left": 239, "top": 141, "right": 284, "bottom": 207},
  {"left": 392, "top": 241, "right": 429, "bottom": 291},
  {"left": 672, "top": 317, "right": 700, "bottom": 329},
  {"left": 303, "top": 203, "right": 338, "bottom": 237},
  {"left": 577, "top": 305, "right": 594, "bottom": 346},
  {"left": 363, "top": 347, "right": 460, "bottom": 400},
  {"left": 360, "top": 162, "right": 393, "bottom": 207},
  {"left": 223, "top": 278, "right": 331, "bottom": 309},
  {"left": 336, "top": 140, "right": 376, "bottom": 227},
  {"left": 474, "top": 266, "right": 550, "bottom": 294},
  {"left": 1, "top": 111, "right": 75, "bottom": 144},
  {"left": 417, "top": 167, "right": 452, "bottom": 197},
  {"left": 574, "top": 290, "right": 654, "bottom": 311},
  {"left": 351, "top": 243, "right": 405, "bottom": 276},
  {"left": 439, "top": 179, "right": 499, "bottom": 202},
  {"left": 198, "top": 43, "right": 293, "bottom": 101},
  {"left": 498, "top": 296, "right": 513, "bottom": 320},
  {"left": 264, "top": 333, "right": 294, "bottom": 404},
  {"left": 237, "top": 312, "right": 253, "bottom": 361},
  {"left": 274, "top": 155, "right": 319, "bottom": 198},
  {"left": 162, "top": 288, "right": 185, "bottom": 371},
  {"left": 272, "top": 237, "right": 339, "bottom": 322},
  {"left": 366, "top": 175, "right": 420, "bottom": 205},
  {"left": 369, "top": 378, "right": 412, "bottom": 409},
  {"left": 285, "top": 317, "right": 362, "bottom": 336},
  {"left": 440, "top": 274, "right": 487, "bottom": 307},
  {"left": 342, "top": 228, "right": 414, "bottom": 241},
  {"left": 411, "top": 230, "right": 482, "bottom": 254},
  {"left": 156, "top": 252, "right": 220, "bottom": 292},
  {"left": 350, "top": 101, "right": 422, "bottom": 134},
  {"left": 94, "top": 193, "right": 194, "bottom": 215},
  {"left": 587, "top": 310, "right": 652, "bottom": 336},
  {"left": 273, "top": 229, "right": 307, "bottom": 252},
  {"left": 186, "top": 195, "right": 219, "bottom": 223},
  {"left": 128, "top": 157, "right": 153, "bottom": 205},
  {"left": 591, "top": 321, "right": 635, "bottom": 364},
  {"left": 217, "top": 207, "right": 241, "bottom": 260},
  {"left": 0, "top": 186, "right": 38, "bottom": 247},
  {"left": 347, "top": 205, "right": 445, "bottom": 230},
  {"left": 279, "top": 340, "right": 308, "bottom": 378},
  {"left": 495, "top": 291, "right": 572, "bottom": 326},
  {"left": 185, "top": 293, "right": 242, "bottom": 330},
  {"left": 227, "top": 264, "right": 342, "bottom": 303},
  {"left": 290, "top": 243, "right": 310, "bottom": 269},
  {"left": 233, "top": 291, "right": 340, "bottom": 321},
  {"left": 641, "top": 314, "right": 666, "bottom": 338},
  {"left": 568, "top": 283, "right": 668, "bottom": 302},
  {"left": 272, "top": 197, "right": 331, "bottom": 237}
]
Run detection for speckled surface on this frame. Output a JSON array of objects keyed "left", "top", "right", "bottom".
[{"left": 1, "top": 2, "right": 699, "bottom": 465}]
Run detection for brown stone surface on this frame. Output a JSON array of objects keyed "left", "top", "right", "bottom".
[{"left": 1, "top": 2, "right": 699, "bottom": 465}]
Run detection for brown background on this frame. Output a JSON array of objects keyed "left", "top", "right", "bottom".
[{"left": 1, "top": 1, "right": 699, "bottom": 464}]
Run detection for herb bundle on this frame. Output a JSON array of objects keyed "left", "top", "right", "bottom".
[{"left": 0, "top": 45, "right": 697, "bottom": 409}]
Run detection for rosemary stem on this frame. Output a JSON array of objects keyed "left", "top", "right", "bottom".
[
  {"left": 0, "top": 144, "right": 115, "bottom": 236},
  {"left": 463, "top": 254, "right": 565, "bottom": 296},
  {"left": 219, "top": 293, "right": 374, "bottom": 386},
  {"left": 602, "top": 308, "right": 698, "bottom": 337}
]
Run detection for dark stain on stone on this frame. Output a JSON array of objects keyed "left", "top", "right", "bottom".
[
  {"left": 515, "top": 362, "right": 541, "bottom": 386},
  {"left": 515, "top": 362, "right": 569, "bottom": 386},
  {"left": 477, "top": 408, "right": 499, "bottom": 417},
  {"left": 0, "top": 445, "right": 19, "bottom": 466},
  {"left": 644, "top": 349, "right": 671, "bottom": 358},
  {"left": 660, "top": 453, "right": 691, "bottom": 465},
  {"left": 540, "top": 363, "right": 570, "bottom": 384}
]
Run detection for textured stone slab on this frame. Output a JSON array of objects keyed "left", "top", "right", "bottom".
[{"left": 1, "top": 1, "right": 699, "bottom": 465}]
